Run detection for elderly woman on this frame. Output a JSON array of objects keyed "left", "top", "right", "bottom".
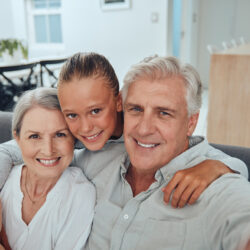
[{"left": 0, "top": 88, "right": 95, "bottom": 250}]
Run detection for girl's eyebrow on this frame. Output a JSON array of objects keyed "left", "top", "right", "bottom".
[{"left": 62, "top": 103, "right": 105, "bottom": 113}]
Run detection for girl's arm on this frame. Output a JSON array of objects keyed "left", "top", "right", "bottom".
[{"left": 162, "top": 144, "right": 248, "bottom": 208}]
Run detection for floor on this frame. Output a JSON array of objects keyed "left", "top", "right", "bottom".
[{"left": 193, "top": 88, "right": 209, "bottom": 137}]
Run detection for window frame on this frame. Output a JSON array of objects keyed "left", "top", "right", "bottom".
[{"left": 26, "top": 0, "right": 64, "bottom": 50}]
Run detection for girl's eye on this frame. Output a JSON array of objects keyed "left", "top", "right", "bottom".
[
  {"left": 29, "top": 134, "right": 39, "bottom": 139},
  {"left": 91, "top": 108, "right": 101, "bottom": 115},
  {"left": 56, "top": 132, "right": 66, "bottom": 138},
  {"left": 66, "top": 113, "right": 77, "bottom": 119}
]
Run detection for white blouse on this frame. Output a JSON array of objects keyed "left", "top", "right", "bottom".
[{"left": 1, "top": 165, "right": 96, "bottom": 250}]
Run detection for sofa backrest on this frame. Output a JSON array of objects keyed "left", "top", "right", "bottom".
[
  {"left": 211, "top": 143, "right": 250, "bottom": 181},
  {"left": 0, "top": 111, "right": 13, "bottom": 144}
]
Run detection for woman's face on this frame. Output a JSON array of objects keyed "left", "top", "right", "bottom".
[
  {"left": 58, "top": 77, "right": 122, "bottom": 151},
  {"left": 15, "top": 107, "right": 74, "bottom": 179}
]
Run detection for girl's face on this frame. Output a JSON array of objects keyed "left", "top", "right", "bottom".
[{"left": 58, "top": 77, "right": 122, "bottom": 151}]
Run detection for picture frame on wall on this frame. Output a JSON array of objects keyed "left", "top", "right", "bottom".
[{"left": 100, "top": 0, "right": 130, "bottom": 11}]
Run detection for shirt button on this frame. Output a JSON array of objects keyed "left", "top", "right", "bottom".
[
  {"left": 123, "top": 214, "right": 129, "bottom": 220},
  {"left": 166, "top": 176, "right": 171, "bottom": 181}
]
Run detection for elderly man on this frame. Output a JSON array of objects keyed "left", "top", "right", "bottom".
[{"left": 79, "top": 56, "right": 250, "bottom": 250}]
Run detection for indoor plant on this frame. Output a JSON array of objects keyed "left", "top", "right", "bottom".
[{"left": 0, "top": 39, "right": 28, "bottom": 63}]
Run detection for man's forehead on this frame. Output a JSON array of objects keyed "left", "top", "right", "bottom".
[{"left": 125, "top": 77, "right": 187, "bottom": 104}]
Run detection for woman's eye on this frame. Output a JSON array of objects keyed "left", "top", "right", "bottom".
[
  {"left": 91, "top": 108, "right": 101, "bottom": 115},
  {"left": 66, "top": 113, "right": 77, "bottom": 119},
  {"left": 56, "top": 132, "right": 66, "bottom": 138},
  {"left": 29, "top": 134, "right": 39, "bottom": 139}
]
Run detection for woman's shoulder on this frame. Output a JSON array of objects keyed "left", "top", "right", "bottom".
[
  {"left": 4, "top": 164, "right": 23, "bottom": 185},
  {"left": 64, "top": 166, "right": 91, "bottom": 184},
  {"left": 53, "top": 168, "right": 95, "bottom": 215},
  {"left": 1, "top": 164, "right": 23, "bottom": 198},
  {"left": 61, "top": 167, "right": 95, "bottom": 197}
]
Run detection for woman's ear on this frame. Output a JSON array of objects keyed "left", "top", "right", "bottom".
[
  {"left": 116, "top": 92, "right": 123, "bottom": 112},
  {"left": 13, "top": 131, "right": 20, "bottom": 144}
]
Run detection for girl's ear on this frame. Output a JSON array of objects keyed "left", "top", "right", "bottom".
[{"left": 116, "top": 92, "right": 123, "bottom": 112}]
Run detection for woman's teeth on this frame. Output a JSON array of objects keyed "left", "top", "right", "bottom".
[{"left": 39, "top": 158, "right": 58, "bottom": 165}]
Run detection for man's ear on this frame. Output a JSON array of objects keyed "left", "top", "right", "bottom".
[
  {"left": 116, "top": 92, "right": 123, "bottom": 112},
  {"left": 187, "top": 112, "right": 199, "bottom": 136}
]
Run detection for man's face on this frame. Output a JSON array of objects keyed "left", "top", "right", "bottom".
[{"left": 123, "top": 76, "right": 199, "bottom": 173}]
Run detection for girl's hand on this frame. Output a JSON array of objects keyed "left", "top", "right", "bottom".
[{"left": 162, "top": 160, "right": 233, "bottom": 208}]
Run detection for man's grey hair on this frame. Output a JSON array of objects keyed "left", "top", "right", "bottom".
[
  {"left": 12, "top": 87, "right": 60, "bottom": 137},
  {"left": 122, "top": 55, "right": 202, "bottom": 116}
]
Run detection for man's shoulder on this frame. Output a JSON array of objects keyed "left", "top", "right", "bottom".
[{"left": 201, "top": 173, "right": 250, "bottom": 206}]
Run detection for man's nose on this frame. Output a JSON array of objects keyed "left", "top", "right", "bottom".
[{"left": 137, "top": 113, "right": 155, "bottom": 136}]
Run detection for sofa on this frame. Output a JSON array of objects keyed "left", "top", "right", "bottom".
[{"left": 1, "top": 111, "right": 250, "bottom": 181}]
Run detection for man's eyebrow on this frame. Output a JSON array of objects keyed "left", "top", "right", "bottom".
[
  {"left": 156, "top": 106, "right": 176, "bottom": 113},
  {"left": 124, "top": 103, "right": 141, "bottom": 108}
]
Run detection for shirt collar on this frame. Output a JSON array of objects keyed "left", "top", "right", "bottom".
[
  {"left": 159, "top": 136, "right": 208, "bottom": 182},
  {"left": 119, "top": 136, "right": 208, "bottom": 183}
]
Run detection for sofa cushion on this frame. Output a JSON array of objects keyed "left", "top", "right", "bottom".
[{"left": 0, "top": 111, "right": 13, "bottom": 143}]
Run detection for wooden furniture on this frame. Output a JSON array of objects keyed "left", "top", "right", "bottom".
[{"left": 207, "top": 44, "right": 250, "bottom": 147}]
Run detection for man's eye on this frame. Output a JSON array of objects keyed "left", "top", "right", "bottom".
[
  {"left": 56, "top": 132, "right": 66, "bottom": 138},
  {"left": 66, "top": 114, "right": 77, "bottom": 119},
  {"left": 160, "top": 111, "right": 169, "bottom": 116},
  {"left": 29, "top": 134, "right": 39, "bottom": 139},
  {"left": 130, "top": 106, "right": 142, "bottom": 112},
  {"left": 91, "top": 109, "right": 101, "bottom": 115}
]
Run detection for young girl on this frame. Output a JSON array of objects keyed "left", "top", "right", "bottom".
[{"left": 57, "top": 52, "right": 123, "bottom": 151}]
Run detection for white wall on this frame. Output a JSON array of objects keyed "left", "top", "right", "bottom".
[
  {"left": 0, "top": 0, "right": 14, "bottom": 38},
  {"left": 61, "top": 0, "right": 168, "bottom": 84},
  {"left": 0, "top": 0, "right": 27, "bottom": 39}
]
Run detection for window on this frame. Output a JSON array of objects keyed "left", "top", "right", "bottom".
[{"left": 27, "top": 0, "right": 63, "bottom": 44}]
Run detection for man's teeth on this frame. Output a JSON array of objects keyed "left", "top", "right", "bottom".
[
  {"left": 86, "top": 132, "right": 100, "bottom": 140},
  {"left": 137, "top": 141, "right": 157, "bottom": 148},
  {"left": 39, "top": 159, "right": 58, "bottom": 165}
]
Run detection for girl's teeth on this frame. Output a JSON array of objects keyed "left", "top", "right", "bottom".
[
  {"left": 137, "top": 141, "right": 156, "bottom": 148},
  {"left": 86, "top": 132, "right": 100, "bottom": 140}
]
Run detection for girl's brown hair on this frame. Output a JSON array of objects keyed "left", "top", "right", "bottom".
[{"left": 58, "top": 52, "right": 119, "bottom": 96}]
